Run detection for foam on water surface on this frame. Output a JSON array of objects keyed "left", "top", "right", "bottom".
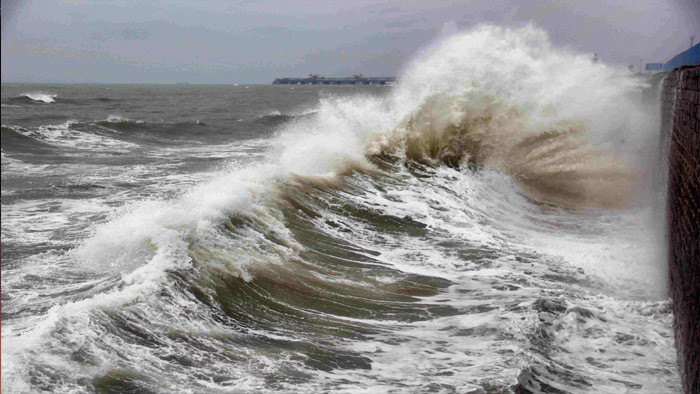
[{"left": 1, "top": 24, "right": 677, "bottom": 393}]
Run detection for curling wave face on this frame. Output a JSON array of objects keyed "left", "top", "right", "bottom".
[{"left": 1, "top": 25, "right": 674, "bottom": 393}]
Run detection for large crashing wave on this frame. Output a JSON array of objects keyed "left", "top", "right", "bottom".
[
  {"left": 393, "top": 26, "right": 652, "bottom": 208},
  {"left": 2, "top": 24, "right": 668, "bottom": 393},
  {"left": 46, "top": 22, "right": 660, "bottom": 318}
]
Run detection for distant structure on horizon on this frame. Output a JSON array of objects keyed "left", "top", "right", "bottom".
[{"left": 273, "top": 73, "right": 397, "bottom": 85}]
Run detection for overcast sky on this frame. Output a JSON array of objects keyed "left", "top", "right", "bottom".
[{"left": 1, "top": 0, "right": 698, "bottom": 84}]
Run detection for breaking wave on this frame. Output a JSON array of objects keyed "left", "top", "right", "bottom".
[
  {"left": 22, "top": 92, "right": 57, "bottom": 103},
  {"left": 1, "top": 24, "right": 672, "bottom": 393},
  {"left": 1, "top": 121, "right": 138, "bottom": 152},
  {"left": 2, "top": 116, "right": 222, "bottom": 153},
  {"left": 3, "top": 94, "right": 122, "bottom": 106}
]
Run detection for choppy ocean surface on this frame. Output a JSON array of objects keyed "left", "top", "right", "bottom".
[{"left": 1, "top": 26, "right": 680, "bottom": 393}]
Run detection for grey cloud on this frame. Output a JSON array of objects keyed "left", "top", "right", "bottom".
[
  {"left": 378, "top": 7, "right": 401, "bottom": 15},
  {"left": 1, "top": 0, "right": 698, "bottom": 84},
  {"left": 385, "top": 20, "right": 418, "bottom": 29},
  {"left": 90, "top": 27, "right": 150, "bottom": 42},
  {"left": 120, "top": 28, "right": 150, "bottom": 41}
]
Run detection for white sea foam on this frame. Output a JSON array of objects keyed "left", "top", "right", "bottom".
[
  {"left": 7, "top": 20, "right": 662, "bottom": 340},
  {"left": 2, "top": 24, "right": 674, "bottom": 392}
]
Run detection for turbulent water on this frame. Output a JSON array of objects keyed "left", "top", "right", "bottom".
[{"left": 1, "top": 26, "right": 680, "bottom": 393}]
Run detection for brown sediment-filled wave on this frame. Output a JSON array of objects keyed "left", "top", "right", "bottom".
[{"left": 371, "top": 93, "right": 634, "bottom": 209}]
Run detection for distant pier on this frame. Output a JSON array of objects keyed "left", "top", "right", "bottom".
[{"left": 273, "top": 74, "right": 397, "bottom": 85}]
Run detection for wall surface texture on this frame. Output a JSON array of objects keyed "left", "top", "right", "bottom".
[{"left": 661, "top": 65, "right": 700, "bottom": 393}]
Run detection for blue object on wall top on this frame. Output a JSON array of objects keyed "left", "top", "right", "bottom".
[{"left": 664, "top": 43, "right": 700, "bottom": 71}]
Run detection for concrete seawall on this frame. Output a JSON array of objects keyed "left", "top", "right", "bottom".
[{"left": 661, "top": 65, "right": 699, "bottom": 393}]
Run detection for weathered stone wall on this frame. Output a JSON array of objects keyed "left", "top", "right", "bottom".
[{"left": 661, "top": 64, "right": 699, "bottom": 393}]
